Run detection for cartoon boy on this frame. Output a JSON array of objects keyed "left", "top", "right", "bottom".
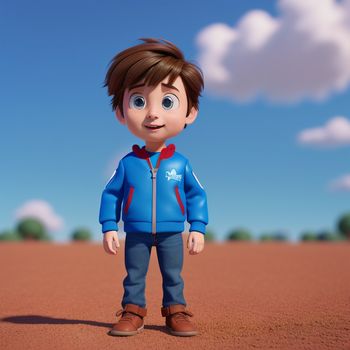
[{"left": 99, "top": 38, "right": 209, "bottom": 337}]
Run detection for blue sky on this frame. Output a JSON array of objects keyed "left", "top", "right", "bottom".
[{"left": 1, "top": 0, "right": 350, "bottom": 242}]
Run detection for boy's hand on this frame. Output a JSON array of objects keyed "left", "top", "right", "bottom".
[
  {"left": 187, "top": 231, "right": 205, "bottom": 255},
  {"left": 103, "top": 231, "right": 120, "bottom": 255}
]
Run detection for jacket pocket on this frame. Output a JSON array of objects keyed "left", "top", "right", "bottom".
[
  {"left": 174, "top": 185, "right": 185, "bottom": 215},
  {"left": 124, "top": 186, "right": 134, "bottom": 214}
]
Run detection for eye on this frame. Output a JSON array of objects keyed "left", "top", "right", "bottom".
[
  {"left": 129, "top": 94, "right": 146, "bottom": 109},
  {"left": 162, "top": 94, "right": 179, "bottom": 110}
]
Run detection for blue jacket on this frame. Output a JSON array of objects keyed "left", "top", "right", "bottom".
[{"left": 99, "top": 143, "right": 209, "bottom": 235}]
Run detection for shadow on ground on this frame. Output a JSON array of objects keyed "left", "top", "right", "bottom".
[{"left": 1, "top": 315, "right": 169, "bottom": 334}]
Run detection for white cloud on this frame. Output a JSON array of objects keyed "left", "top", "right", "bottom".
[
  {"left": 297, "top": 116, "right": 350, "bottom": 147},
  {"left": 196, "top": 0, "right": 350, "bottom": 103},
  {"left": 329, "top": 174, "right": 350, "bottom": 191},
  {"left": 15, "top": 200, "right": 64, "bottom": 231}
]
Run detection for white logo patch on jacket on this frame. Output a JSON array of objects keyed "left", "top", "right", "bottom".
[{"left": 166, "top": 169, "right": 182, "bottom": 182}]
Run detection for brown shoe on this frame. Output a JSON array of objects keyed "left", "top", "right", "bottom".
[
  {"left": 109, "top": 304, "right": 147, "bottom": 336},
  {"left": 161, "top": 304, "right": 198, "bottom": 336}
]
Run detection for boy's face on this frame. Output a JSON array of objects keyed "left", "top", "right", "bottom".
[{"left": 116, "top": 75, "right": 198, "bottom": 143}]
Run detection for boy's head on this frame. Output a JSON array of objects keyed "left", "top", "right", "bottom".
[{"left": 104, "top": 38, "right": 204, "bottom": 143}]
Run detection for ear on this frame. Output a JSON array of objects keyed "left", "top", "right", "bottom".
[
  {"left": 115, "top": 106, "right": 126, "bottom": 125},
  {"left": 185, "top": 107, "right": 198, "bottom": 126}
]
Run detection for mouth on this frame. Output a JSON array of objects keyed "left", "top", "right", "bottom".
[{"left": 144, "top": 124, "right": 165, "bottom": 130}]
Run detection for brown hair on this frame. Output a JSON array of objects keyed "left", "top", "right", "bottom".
[{"left": 103, "top": 38, "right": 204, "bottom": 125}]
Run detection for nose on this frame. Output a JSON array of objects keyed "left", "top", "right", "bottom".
[
  {"left": 146, "top": 101, "right": 161, "bottom": 119},
  {"left": 146, "top": 112, "right": 158, "bottom": 120}
]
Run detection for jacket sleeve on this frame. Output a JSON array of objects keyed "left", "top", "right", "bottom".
[
  {"left": 99, "top": 159, "right": 125, "bottom": 233},
  {"left": 184, "top": 160, "right": 209, "bottom": 234}
]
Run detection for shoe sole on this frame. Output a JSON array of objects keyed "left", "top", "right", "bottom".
[
  {"left": 166, "top": 325, "right": 198, "bottom": 337},
  {"left": 108, "top": 324, "right": 144, "bottom": 336}
]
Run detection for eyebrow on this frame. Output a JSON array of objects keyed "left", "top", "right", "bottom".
[
  {"left": 129, "top": 83, "right": 146, "bottom": 91},
  {"left": 128, "top": 82, "right": 180, "bottom": 92},
  {"left": 161, "top": 82, "right": 179, "bottom": 92}
]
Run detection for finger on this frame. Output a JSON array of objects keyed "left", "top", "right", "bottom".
[
  {"left": 114, "top": 235, "right": 120, "bottom": 248},
  {"left": 189, "top": 242, "right": 194, "bottom": 253},
  {"left": 103, "top": 240, "right": 109, "bottom": 253},
  {"left": 189, "top": 241, "right": 195, "bottom": 254},
  {"left": 103, "top": 234, "right": 110, "bottom": 252},
  {"left": 103, "top": 240, "right": 113, "bottom": 254},
  {"left": 103, "top": 239, "right": 109, "bottom": 251},
  {"left": 197, "top": 242, "right": 204, "bottom": 254},
  {"left": 111, "top": 236, "right": 118, "bottom": 250},
  {"left": 193, "top": 238, "right": 198, "bottom": 253},
  {"left": 112, "top": 239, "right": 119, "bottom": 252},
  {"left": 187, "top": 234, "right": 193, "bottom": 250},
  {"left": 107, "top": 239, "right": 117, "bottom": 254}
]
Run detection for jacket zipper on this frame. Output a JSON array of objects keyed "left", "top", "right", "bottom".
[
  {"left": 132, "top": 144, "right": 176, "bottom": 235},
  {"left": 145, "top": 151, "right": 165, "bottom": 235},
  {"left": 151, "top": 168, "right": 158, "bottom": 235}
]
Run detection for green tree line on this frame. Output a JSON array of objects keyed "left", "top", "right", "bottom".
[
  {"left": 0, "top": 218, "right": 92, "bottom": 242},
  {"left": 1, "top": 212, "right": 350, "bottom": 242}
]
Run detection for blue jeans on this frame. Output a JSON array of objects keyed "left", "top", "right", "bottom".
[{"left": 121, "top": 231, "right": 186, "bottom": 308}]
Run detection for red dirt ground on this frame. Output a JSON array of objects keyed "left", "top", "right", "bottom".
[{"left": 0, "top": 237, "right": 349, "bottom": 350}]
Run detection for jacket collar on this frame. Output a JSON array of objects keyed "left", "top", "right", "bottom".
[{"left": 132, "top": 143, "right": 176, "bottom": 160}]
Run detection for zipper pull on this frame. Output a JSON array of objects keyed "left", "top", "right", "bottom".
[{"left": 151, "top": 168, "right": 158, "bottom": 179}]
